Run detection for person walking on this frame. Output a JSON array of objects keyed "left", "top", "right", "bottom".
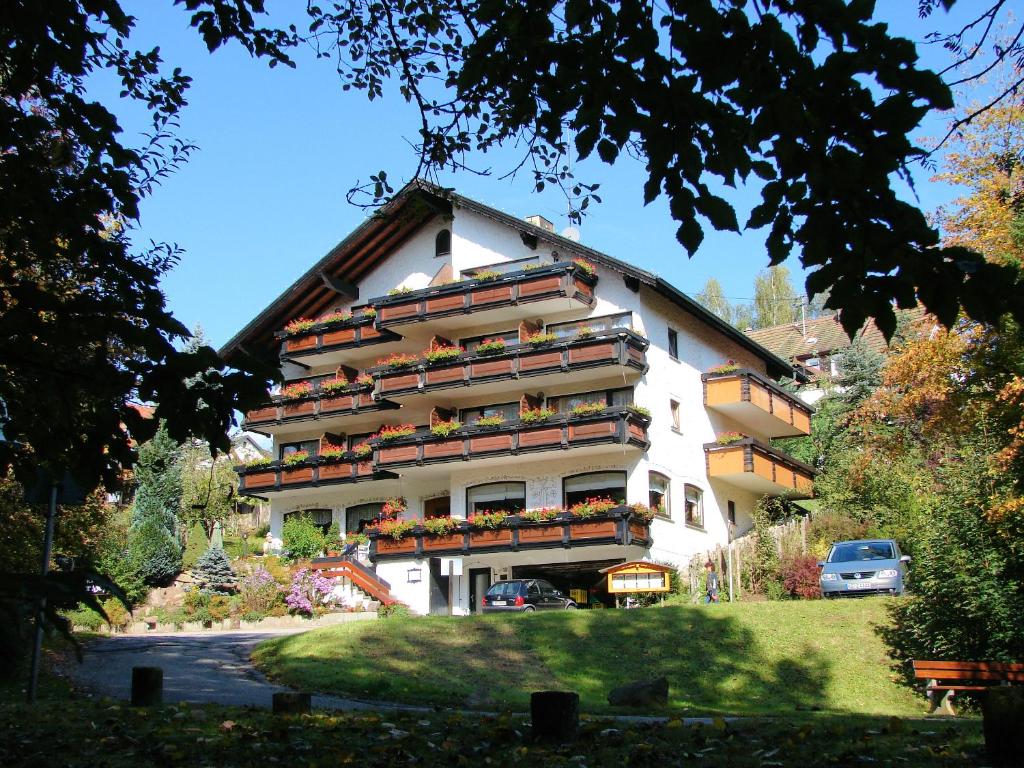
[{"left": 704, "top": 560, "right": 721, "bottom": 604}]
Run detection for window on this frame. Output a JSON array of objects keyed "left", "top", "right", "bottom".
[
  {"left": 435, "top": 229, "right": 451, "bottom": 258},
  {"left": 547, "top": 387, "right": 633, "bottom": 414},
  {"left": 284, "top": 508, "right": 332, "bottom": 534},
  {"left": 460, "top": 401, "right": 520, "bottom": 425},
  {"left": 424, "top": 496, "right": 451, "bottom": 518},
  {"left": 649, "top": 472, "right": 670, "bottom": 518},
  {"left": 466, "top": 482, "right": 526, "bottom": 514},
  {"left": 347, "top": 432, "right": 373, "bottom": 450},
  {"left": 563, "top": 471, "right": 627, "bottom": 507},
  {"left": 279, "top": 439, "right": 319, "bottom": 461},
  {"left": 670, "top": 400, "right": 681, "bottom": 431},
  {"left": 547, "top": 312, "right": 633, "bottom": 339},
  {"left": 727, "top": 500, "right": 736, "bottom": 526},
  {"left": 684, "top": 485, "right": 704, "bottom": 528},
  {"left": 668, "top": 328, "right": 679, "bottom": 360},
  {"left": 346, "top": 502, "right": 385, "bottom": 533},
  {"left": 460, "top": 330, "right": 518, "bottom": 355}
]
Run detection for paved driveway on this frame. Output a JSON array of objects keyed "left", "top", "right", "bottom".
[{"left": 62, "top": 631, "right": 408, "bottom": 711}]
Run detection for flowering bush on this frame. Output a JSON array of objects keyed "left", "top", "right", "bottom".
[
  {"left": 430, "top": 420, "right": 461, "bottom": 437},
  {"left": 319, "top": 443, "right": 347, "bottom": 460},
  {"left": 715, "top": 431, "right": 747, "bottom": 445},
  {"left": 424, "top": 345, "right": 463, "bottom": 364},
  {"left": 317, "top": 310, "right": 352, "bottom": 327},
  {"left": 382, "top": 497, "right": 407, "bottom": 516},
  {"left": 286, "top": 568, "right": 334, "bottom": 616},
  {"left": 629, "top": 503, "right": 658, "bottom": 522},
  {"left": 570, "top": 401, "right": 606, "bottom": 417},
  {"left": 284, "top": 317, "right": 316, "bottom": 336},
  {"left": 354, "top": 372, "right": 374, "bottom": 388},
  {"left": 474, "top": 414, "right": 505, "bottom": 427},
  {"left": 472, "top": 269, "right": 502, "bottom": 281},
  {"left": 475, "top": 338, "right": 507, "bottom": 354},
  {"left": 244, "top": 456, "right": 272, "bottom": 469},
  {"left": 422, "top": 516, "right": 461, "bottom": 536},
  {"left": 281, "top": 450, "right": 310, "bottom": 466},
  {"left": 376, "top": 424, "right": 417, "bottom": 442},
  {"left": 526, "top": 331, "right": 557, "bottom": 346},
  {"left": 519, "top": 407, "right": 556, "bottom": 424},
  {"left": 568, "top": 496, "right": 618, "bottom": 518},
  {"left": 781, "top": 554, "right": 822, "bottom": 600},
  {"left": 361, "top": 306, "right": 377, "bottom": 318},
  {"left": 519, "top": 507, "right": 562, "bottom": 523},
  {"left": 707, "top": 360, "right": 741, "bottom": 375},
  {"left": 370, "top": 517, "right": 417, "bottom": 540},
  {"left": 352, "top": 442, "right": 372, "bottom": 458},
  {"left": 319, "top": 376, "right": 349, "bottom": 395},
  {"left": 572, "top": 257, "right": 596, "bottom": 276},
  {"left": 279, "top": 380, "right": 314, "bottom": 400},
  {"left": 239, "top": 568, "right": 282, "bottom": 615},
  {"left": 467, "top": 510, "right": 509, "bottom": 529},
  {"left": 377, "top": 352, "right": 419, "bottom": 369},
  {"left": 627, "top": 404, "right": 652, "bottom": 419}
]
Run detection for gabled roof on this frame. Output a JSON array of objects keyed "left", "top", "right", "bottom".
[{"left": 221, "top": 179, "right": 803, "bottom": 380}]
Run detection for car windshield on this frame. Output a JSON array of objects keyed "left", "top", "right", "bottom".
[{"left": 828, "top": 542, "right": 895, "bottom": 563}]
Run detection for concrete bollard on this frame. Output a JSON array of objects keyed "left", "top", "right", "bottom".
[
  {"left": 531, "top": 690, "right": 579, "bottom": 742},
  {"left": 983, "top": 687, "right": 1024, "bottom": 767},
  {"left": 272, "top": 692, "right": 312, "bottom": 715},
  {"left": 131, "top": 666, "right": 163, "bottom": 706}
]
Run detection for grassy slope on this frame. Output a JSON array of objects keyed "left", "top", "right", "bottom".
[{"left": 253, "top": 598, "right": 924, "bottom": 716}]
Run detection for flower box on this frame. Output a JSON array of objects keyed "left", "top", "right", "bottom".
[
  {"left": 470, "top": 284, "right": 514, "bottom": 305},
  {"left": 468, "top": 528, "right": 513, "bottom": 547},
  {"left": 422, "top": 533, "right": 465, "bottom": 552},
  {"left": 518, "top": 427, "right": 563, "bottom": 447},
  {"left": 469, "top": 434, "right": 513, "bottom": 453},
  {"left": 569, "top": 421, "right": 616, "bottom": 440},
  {"left": 284, "top": 335, "right": 317, "bottom": 353},
  {"left": 568, "top": 342, "right": 615, "bottom": 364},
  {"left": 470, "top": 358, "right": 514, "bottom": 377},
  {"left": 628, "top": 422, "right": 647, "bottom": 441},
  {"left": 320, "top": 395, "right": 354, "bottom": 412},
  {"left": 519, "top": 274, "right": 562, "bottom": 297},
  {"left": 322, "top": 327, "right": 356, "bottom": 346},
  {"left": 281, "top": 467, "right": 314, "bottom": 485},
  {"left": 425, "top": 365, "right": 465, "bottom": 386},
  {"left": 243, "top": 471, "right": 277, "bottom": 489},
  {"left": 378, "top": 445, "right": 420, "bottom": 464},
  {"left": 423, "top": 440, "right": 462, "bottom": 459},
  {"left": 355, "top": 460, "right": 374, "bottom": 476},
  {"left": 629, "top": 522, "right": 649, "bottom": 540},
  {"left": 518, "top": 524, "right": 564, "bottom": 543},
  {"left": 379, "top": 302, "right": 419, "bottom": 322},
  {"left": 282, "top": 401, "right": 316, "bottom": 418},
  {"left": 519, "top": 350, "right": 562, "bottom": 371},
  {"left": 425, "top": 293, "right": 465, "bottom": 313},
  {"left": 318, "top": 462, "right": 353, "bottom": 481},
  {"left": 361, "top": 325, "right": 383, "bottom": 340},
  {"left": 376, "top": 537, "right": 417, "bottom": 555},
  {"left": 568, "top": 520, "right": 617, "bottom": 540},
  {"left": 246, "top": 405, "right": 278, "bottom": 422},
  {"left": 379, "top": 372, "right": 419, "bottom": 393}
]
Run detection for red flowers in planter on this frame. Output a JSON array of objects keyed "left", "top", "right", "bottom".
[
  {"left": 376, "top": 424, "right": 417, "bottom": 442},
  {"left": 382, "top": 497, "right": 407, "bottom": 516},
  {"left": 319, "top": 443, "right": 346, "bottom": 460},
  {"left": 707, "top": 360, "right": 741, "bottom": 375},
  {"left": 475, "top": 338, "right": 507, "bottom": 355},
  {"left": 283, "top": 317, "right": 316, "bottom": 336},
  {"left": 568, "top": 496, "right": 617, "bottom": 518},
  {"left": 377, "top": 352, "right": 419, "bottom": 369},
  {"left": 715, "top": 431, "right": 746, "bottom": 445},
  {"left": 572, "top": 257, "right": 596, "bottom": 276},
  {"left": 279, "top": 380, "right": 314, "bottom": 400}
]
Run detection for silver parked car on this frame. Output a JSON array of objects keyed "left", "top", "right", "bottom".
[{"left": 819, "top": 539, "right": 910, "bottom": 597}]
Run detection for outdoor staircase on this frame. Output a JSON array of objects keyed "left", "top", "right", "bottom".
[{"left": 310, "top": 550, "right": 401, "bottom": 608}]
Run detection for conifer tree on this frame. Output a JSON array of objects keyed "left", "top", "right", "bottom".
[
  {"left": 193, "top": 547, "right": 237, "bottom": 594},
  {"left": 128, "top": 425, "right": 183, "bottom": 584},
  {"left": 182, "top": 521, "right": 209, "bottom": 570}
]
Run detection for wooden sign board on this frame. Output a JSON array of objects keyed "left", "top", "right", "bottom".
[{"left": 603, "top": 562, "right": 672, "bottom": 594}]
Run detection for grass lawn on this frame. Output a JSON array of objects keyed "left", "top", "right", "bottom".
[{"left": 253, "top": 597, "right": 926, "bottom": 716}]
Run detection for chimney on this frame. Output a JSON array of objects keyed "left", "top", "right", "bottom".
[{"left": 525, "top": 215, "right": 554, "bottom": 233}]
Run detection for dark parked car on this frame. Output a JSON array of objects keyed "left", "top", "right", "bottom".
[{"left": 481, "top": 579, "right": 577, "bottom": 613}]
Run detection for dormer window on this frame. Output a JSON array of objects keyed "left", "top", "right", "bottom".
[{"left": 435, "top": 229, "right": 451, "bottom": 258}]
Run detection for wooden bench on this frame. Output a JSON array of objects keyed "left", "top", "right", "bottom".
[{"left": 912, "top": 660, "right": 1024, "bottom": 715}]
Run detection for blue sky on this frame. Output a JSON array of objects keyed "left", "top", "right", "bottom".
[{"left": 98, "top": 2, "right": 986, "bottom": 348}]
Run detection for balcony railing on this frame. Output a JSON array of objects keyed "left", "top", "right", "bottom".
[
  {"left": 702, "top": 368, "right": 813, "bottom": 438},
  {"left": 277, "top": 313, "right": 402, "bottom": 361},
  {"left": 373, "top": 408, "right": 650, "bottom": 469},
  {"left": 703, "top": 437, "right": 815, "bottom": 498},
  {"left": 243, "top": 383, "right": 398, "bottom": 430},
  {"left": 236, "top": 454, "right": 396, "bottom": 494},
  {"left": 375, "top": 329, "right": 649, "bottom": 396},
  {"left": 370, "top": 262, "right": 596, "bottom": 328},
  {"left": 368, "top": 506, "right": 652, "bottom": 560}
]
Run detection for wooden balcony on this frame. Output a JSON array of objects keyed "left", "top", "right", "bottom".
[
  {"left": 373, "top": 409, "right": 650, "bottom": 469},
  {"left": 702, "top": 368, "right": 813, "bottom": 438},
  {"left": 276, "top": 314, "right": 403, "bottom": 365},
  {"left": 236, "top": 455, "right": 396, "bottom": 495},
  {"left": 242, "top": 383, "right": 399, "bottom": 432},
  {"left": 704, "top": 437, "right": 815, "bottom": 498},
  {"left": 368, "top": 507, "right": 652, "bottom": 561},
  {"left": 375, "top": 330, "right": 648, "bottom": 397},
  {"left": 370, "top": 262, "right": 596, "bottom": 331}
]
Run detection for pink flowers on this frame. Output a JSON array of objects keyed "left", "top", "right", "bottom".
[
  {"left": 285, "top": 568, "right": 334, "bottom": 616},
  {"left": 279, "top": 380, "right": 314, "bottom": 400}
]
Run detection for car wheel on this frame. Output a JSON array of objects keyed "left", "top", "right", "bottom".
[
  {"left": 564, "top": 603, "right": 577, "bottom": 610},
  {"left": 521, "top": 605, "right": 535, "bottom": 613}
]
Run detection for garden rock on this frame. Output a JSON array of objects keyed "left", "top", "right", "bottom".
[{"left": 607, "top": 677, "right": 669, "bottom": 707}]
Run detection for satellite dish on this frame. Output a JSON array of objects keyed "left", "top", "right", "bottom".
[{"left": 561, "top": 226, "right": 581, "bottom": 242}]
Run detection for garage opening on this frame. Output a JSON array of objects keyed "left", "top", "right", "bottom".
[{"left": 511, "top": 559, "right": 623, "bottom": 608}]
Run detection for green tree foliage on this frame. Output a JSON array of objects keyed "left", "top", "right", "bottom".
[
  {"left": 695, "top": 278, "right": 734, "bottom": 324},
  {"left": 180, "top": 440, "right": 240, "bottom": 537},
  {"left": 129, "top": 426, "right": 183, "bottom": 584},
  {"left": 182, "top": 521, "right": 209, "bottom": 570},
  {"left": 192, "top": 547, "right": 237, "bottom": 594},
  {"left": 282, "top": 515, "right": 326, "bottom": 562},
  {"left": 836, "top": 336, "right": 885, "bottom": 407},
  {"left": 752, "top": 266, "right": 798, "bottom": 329}
]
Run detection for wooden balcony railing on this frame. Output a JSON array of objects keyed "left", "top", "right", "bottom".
[
  {"left": 276, "top": 314, "right": 402, "bottom": 360},
  {"left": 368, "top": 506, "right": 652, "bottom": 560},
  {"left": 702, "top": 368, "right": 813, "bottom": 438},
  {"left": 243, "top": 384, "right": 398, "bottom": 430},
  {"left": 236, "top": 455, "right": 396, "bottom": 494},
  {"left": 370, "top": 262, "right": 596, "bottom": 328},
  {"left": 704, "top": 437, "right": 815, "bottom": 498},
  {"left": 375, "top": 330, "right": 649, "bottom": 396},
  {"left": 373, "top": 409, "right": 650, "bottom": 469}
]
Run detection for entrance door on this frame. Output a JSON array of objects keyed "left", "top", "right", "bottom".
[
  {"left": 469, "top": 568, "right": 491, "bottom": 613},
  {"left": 428, "top": 558, "right": 450, "bottom": 615}
]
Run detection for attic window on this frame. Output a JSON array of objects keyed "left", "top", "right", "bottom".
[{"left": 435, "top": 229, "right": 451, "bottom": 258}]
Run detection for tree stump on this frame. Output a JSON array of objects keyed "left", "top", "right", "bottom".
[
  {"left": 983, "top": 687, "right": 1024, "bottom": 767},
  {"left": 130, "top": 666, "right": 163, "bottom": 706},
  {"left": 273, "top": 692, "right": 312, "bottom": 715},
  {"left": 531, "top": 691, "right": 579, "bottom": 742}
]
